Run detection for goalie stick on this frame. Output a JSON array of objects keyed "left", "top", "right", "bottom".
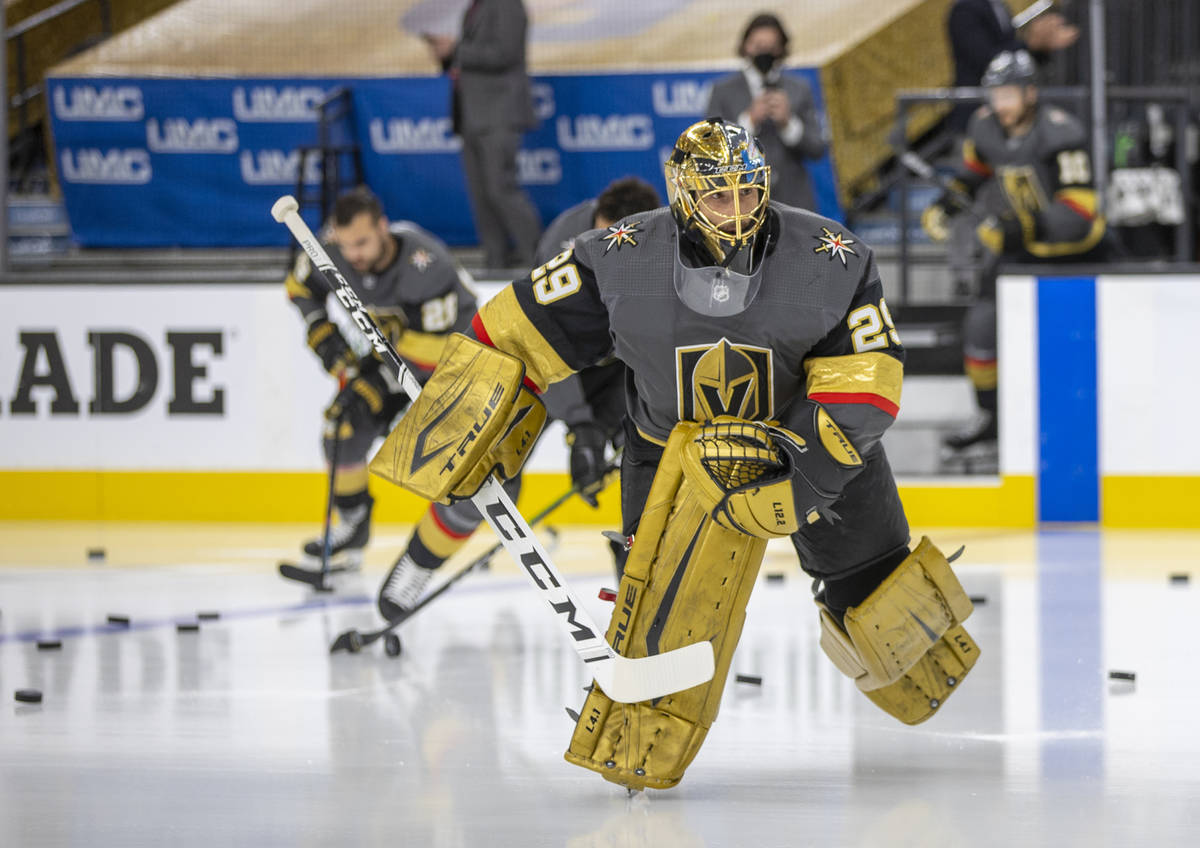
[
  {"left": 887, "top": 137, "right": 993, "bottom": 226},
  {"left": 329, "top": 470, "right": 602, "bottom": 655},
  {"left": 271, "top": 196, "right": 714, "bottom": 703}
]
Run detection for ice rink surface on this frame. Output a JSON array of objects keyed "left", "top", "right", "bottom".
[{"left": 2, "top": 521, "right": 1198, "bottom": 847}]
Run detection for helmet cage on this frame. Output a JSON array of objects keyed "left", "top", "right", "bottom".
[{"left": 666, "top": 120, "right": 772, "bottom": 262}]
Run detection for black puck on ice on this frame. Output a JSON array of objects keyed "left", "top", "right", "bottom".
[
  {"left": 197, "top": 611, "right": 221, "bottom": 621},
  {"left": 735, "top": 674, "right": 763, "bottom": 686},
  {"left": 176, "top": 622, "right": 200, "bottom": 633},
  {"left": 765, "top": 572, "right": 785, "bottom": 583},
  {"left": 106, "top": 615, "right": 130, "bottom": 626},
  {"left": 969, "top": 595, "right": 988, "bottom": 605},
  {"left": 1108, "top": 670, "right": 1136, "bottom": 681},
  {"left": 87, "top": 548, "right": 106, "bottom": 562},
  {"left": 36, "top": 640, "right": 62, "bottom": 651},
  {"left": 1169, "top": 573, "right": 1190, "bottom": 585},
  {"left": 15, "top": 689, "right": 43, "bottom": 704}
]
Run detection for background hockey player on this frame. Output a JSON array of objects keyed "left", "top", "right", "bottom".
[
  {"left": 286, "top": 187, "right": 518, "bottom": 619},
  {"left": 372, "top": 118, "right": 980, "bottom": 790},
  {"left": 922, "top": 49, "right": 1108, "bottom": 451},
  {"left": 535, "top": 176, "right": 660, "bottom": 571}
]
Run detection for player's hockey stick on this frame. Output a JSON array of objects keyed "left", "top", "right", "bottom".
[
  {"left": 271, "top": 196, "right": 713, "bottom": 703},
  {"left": 329, "top": 470, "right": 602, "bottom": 655},
  {"left": 280, "top": 408, "right": 344, "bottom": 591}
]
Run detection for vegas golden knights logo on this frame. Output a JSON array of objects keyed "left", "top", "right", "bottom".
[
  {"left": 676, "top": 338, "right": 774, "bottom": 421},
  {"left": 999, "top": 165, "right": 1048, "bottom": 214}
]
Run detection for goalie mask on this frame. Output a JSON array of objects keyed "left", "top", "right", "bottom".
[{"left": 666, "top": 118, "right": 771, "bottom": 267}]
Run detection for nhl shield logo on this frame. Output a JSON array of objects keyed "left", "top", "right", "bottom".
[{"left": 676, "top": 338, "right": 774, "bottom": 421}]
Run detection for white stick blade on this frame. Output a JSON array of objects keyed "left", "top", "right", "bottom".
[
  {"left": 594, "top": 640, "right": 715, "bottom": 704},
  {"left": 271, "top": 195, "right": 300, "bottom": 222}
]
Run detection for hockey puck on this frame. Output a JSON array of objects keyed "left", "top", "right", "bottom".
[
  {"left": 969, "top": 595, "right": 987, "bottom": 605},
  {"left": 176, "top": 622, "right": 200, "bottom": 633},
  {"left": 197, "top": 611, "right": 221, "bottom": 621},
  {"left": 384, "top": 633, "right": 403, "bottom": 657},
  {"left": 15, "top": 689, "right": 42, "bottom": 704},
  {"left": 598, "top": 588, "right": 617, "bottom": 602},
  {"left": 87, "top": 547, "right": 106, "bottom": 562},
  {"left": 735, "top": 674, "right": 762, "bottom": 686},
  {"left": 765, "top": 572, "right": 785, "bottom": 583},
  {"left": 106, "top": 615, "right": 130, "bottom": 626},
  {"left": 1108, "top": 670, "right": 1136, "bottom": 681},
  {"left": 36, "top": 640, "right": 62, "bottom": 651},
  {"left": 1169, "top": 573, "right": 1190, "bottom": 585}
]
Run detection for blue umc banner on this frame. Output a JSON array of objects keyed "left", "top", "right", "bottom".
[{"left": 48, "top": 71, "right": 841, "bottom": 248}]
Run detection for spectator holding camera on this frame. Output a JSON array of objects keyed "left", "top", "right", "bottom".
[{"left": 705, "top": 12, "right": 827, "bottom": 211}]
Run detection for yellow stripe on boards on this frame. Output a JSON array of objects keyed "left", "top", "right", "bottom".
[
  {"left": 1102, "top": 476, "right": 1200, "bottom": 528},
  {"left": 13, "top": 471, "right": 1200, "bottom": 528}
]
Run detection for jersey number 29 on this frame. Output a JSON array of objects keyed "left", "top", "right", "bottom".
[
  {"left": 848, "top": 299, "right": 900, "bottom": 353},
  {"left": 532, "top": 247, "right": 582, "bottom": 305}
]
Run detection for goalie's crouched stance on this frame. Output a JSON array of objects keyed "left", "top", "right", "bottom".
[{"left": 565, "top": 413, "right": 979, "bottom": 791}]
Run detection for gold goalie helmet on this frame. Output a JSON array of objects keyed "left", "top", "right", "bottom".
[{"left": 665, "top": 118, "right": 772, "bottom": 265}]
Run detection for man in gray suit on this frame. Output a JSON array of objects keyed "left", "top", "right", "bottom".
[
  {"left": 424, "top": 0, "right": 542, "bottom": 269},
  {"left": 704, "top": 12, "right": 827, "bottom": 212}
]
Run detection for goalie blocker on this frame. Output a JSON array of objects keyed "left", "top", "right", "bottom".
[
  {"left": 566, "top": 417, "right": 979, "bottom": 791},
  {"left": 369, "top": 333, "right": 547, "bottom": 503}
]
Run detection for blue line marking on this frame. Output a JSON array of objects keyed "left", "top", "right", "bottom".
[{"left": 1036, "top": 276, "right": 1099, "bottom": 522}]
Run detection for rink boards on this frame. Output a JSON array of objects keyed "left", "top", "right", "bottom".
[{"left": 2, "top": 271, "right": 1198, "bottom": 527}]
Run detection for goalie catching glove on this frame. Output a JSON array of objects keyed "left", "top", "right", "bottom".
[
  {"left": 680, "top": 402, "right": 864, "bottom": 540},
  {"left": 368, "top": 333, "right": 546, "bottom": 503}
]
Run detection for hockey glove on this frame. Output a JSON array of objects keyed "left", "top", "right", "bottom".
[
  {"left": 920, "top": 204, "right": 952, "bottom": 243},
  {"left": 921, "top": 182, "right": 972, "bottom": 243},
  {"left": 307, "top": 319, "right": 357, "bottom": 379},
  {"left": 976, "top": 214, "right": 1025, "bottom": 255},
  {"left": 325, "top": 360, "right": 392, "bottom": 425},
  {"left": 768, "top": 400, "right": 866, "bottom": 526},
  {"left": 566, "top": 422, "right": 609, "bottom": 507}
]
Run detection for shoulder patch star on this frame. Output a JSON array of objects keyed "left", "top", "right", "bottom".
[
  {"left": 410, "top": 248, "right": 433, "bottom": 271},
  {"left": 601, "top": 220, "right": 640, "bottom": 253},
  {"left": 813, "top": 227, "right": 857, "bottom": 266}
]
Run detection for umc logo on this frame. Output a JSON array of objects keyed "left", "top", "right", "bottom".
[
  {"left": 368, "top": 117, "right": 461, "bottom": 153},
  {"left": 240, "top": 150, "right": 322, "bottom": 185},
  {"left": 232, "top": 86, "right": 326, "bottom": 121},
  {"left": 676, "top": 338, "right": 774, "bottom": 420},
  {"left": 147, "top": 118, "right": 238, "bottom": 153},
  {"left": 652, "top": 80, "right": 713, "bottom": 117},
  {"left": 52, "top": 85, "right": 143, "bottom": 120},
  {"left": 60, "top": 149, "right": 151, "bottom": 184},
  {"left": 518, "top": 149, "right": 561, "bottom": 185},
  {"left": 557, "top": 114, "right": 654, "bottom": 151}
]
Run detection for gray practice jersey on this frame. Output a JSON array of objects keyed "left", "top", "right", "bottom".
[
  {"left": 287, "top": 221, "right": 477, "bottom": 378},
  {"left": 473, "top": 204, "right": 904, "bottom": 453}
]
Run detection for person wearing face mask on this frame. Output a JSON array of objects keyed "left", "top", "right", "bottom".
[{"left": 704, "top": 12, "right": 828, "bottom": 212}]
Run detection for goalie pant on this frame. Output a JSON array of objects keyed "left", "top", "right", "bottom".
[{"left": 620, "top": 416, "right": 911, "bottom": 616}]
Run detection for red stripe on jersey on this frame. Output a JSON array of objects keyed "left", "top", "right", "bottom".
[
  {"left": 1059, "top": 197, "right": 1095, "bottom": 220},
  {"left": 965, "top": 355, "right": 997, "bottom": 368},
  {"left": 964, "top": 156, "right": 992, "bottom": 177},
  {"left": 430, "top": 505, "right": 474, "bottom": 540},
  {"left": 470, "top": 311, "right": 540, "bottom": 394},
  {"left": 471, "top": 312, "right": 493, "bottom": 346},
  {"left": 809, "top": 392, "right": 900, "bottom": 418}
]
